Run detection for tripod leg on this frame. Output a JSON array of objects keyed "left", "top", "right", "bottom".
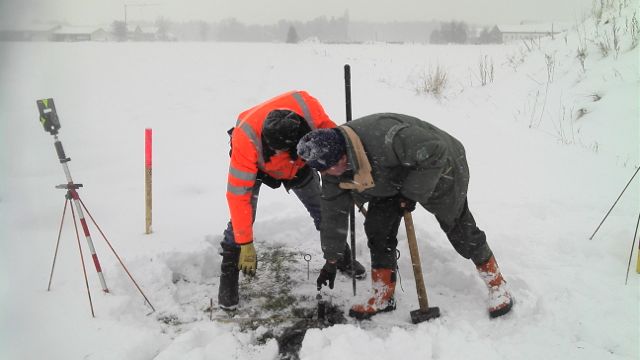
[
  {"left": 625, "top": 210, "right": 640, "bottom": 284},
  {"left": 80, "top": 198, "right": 156, "bottom": 312},
  {"left": 48, "top": 199, "right": 70, "bottom": 291},
  {"left": 590, "top": 167, "right": 640, "bottom": 240},
  {"left": 70, "top": 204, "right": 96, "bottom": 317}
]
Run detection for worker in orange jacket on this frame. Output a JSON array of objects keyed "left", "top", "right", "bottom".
[{"left": 219, "top": 90, "right": 366, "bottom": 310}]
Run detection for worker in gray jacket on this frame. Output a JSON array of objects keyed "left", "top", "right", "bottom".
[{"left": 297, "top": 113, "right": 513, "bottom": 319}]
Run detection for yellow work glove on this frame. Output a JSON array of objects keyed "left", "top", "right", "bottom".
[{"left": 238, "top": 243, "right": 257, "bottom": 276}]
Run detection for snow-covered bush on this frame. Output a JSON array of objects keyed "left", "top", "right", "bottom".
[
  {"left": 629, "top": 12, "right": 639, "bottom": 49},
  {"left": 415, "top": 64, "right": 448, "bottom": 98},
  {"left": 478, "top": 55, "right": 494, "bottom": 86}
]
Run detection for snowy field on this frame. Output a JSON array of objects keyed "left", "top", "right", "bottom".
[{"left": 1, "top": 6, "right": 639, "bottom": 360}]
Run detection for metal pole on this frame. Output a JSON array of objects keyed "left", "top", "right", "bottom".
[
  {"left": 344, "top": 65, "right": 352, "bottom": 122},
  {"left": 344, "top": 64, "right": 356, "bottom": 296},
  {"left": 590, "top": 167, "right": 640, "bottom": 240}
]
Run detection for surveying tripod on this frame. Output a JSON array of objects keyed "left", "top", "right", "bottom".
[{"left": 38, "top": 98, "right": 154, "bottom": 317}]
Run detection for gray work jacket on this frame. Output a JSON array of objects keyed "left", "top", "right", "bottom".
[{"left": 320, "top": 113, "right": 470, "bottom": 260}]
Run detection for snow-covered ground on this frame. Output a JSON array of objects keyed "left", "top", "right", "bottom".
[{"left": 1, "top": 4, "right": 638, "bottom": 360}]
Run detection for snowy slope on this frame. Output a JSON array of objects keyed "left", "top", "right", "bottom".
[{"left": 1, "top": 4, "right": 638, "bottom": 360}]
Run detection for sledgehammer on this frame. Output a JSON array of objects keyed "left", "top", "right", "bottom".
[{"left": 403, "top": 211, "right": 440, "bottom": 324}]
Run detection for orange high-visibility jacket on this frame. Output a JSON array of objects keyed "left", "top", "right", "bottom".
[{"left": 226, "top": 90, "right": 336, "bottom": 245}]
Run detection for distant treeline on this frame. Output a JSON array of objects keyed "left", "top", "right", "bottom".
[{"left": 120, "top": 13, "right": 502, "bottom": 44}]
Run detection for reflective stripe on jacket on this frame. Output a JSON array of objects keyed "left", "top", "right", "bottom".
[{"left": 226, "top": 90, "right": 336, "bottom": 245}]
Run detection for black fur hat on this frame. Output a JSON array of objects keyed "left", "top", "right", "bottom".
[{"left": 262, "top": 110, "right": 311, "bottom": 151}]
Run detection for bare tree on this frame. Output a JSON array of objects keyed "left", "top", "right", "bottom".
[
  {"left": 198, "top": 21, "right": 210, "bottom": 41},
  {"left": 156, "top": 17, "right": 172, "bottom": 41},
  {"left": 430, "top": 21, "right": 468, "bottom": 44},
  {"left": 286, "top": 25, "right": 299, "bottom": 43},
  {"left": 478, "top": 25, "right": 502, "bottom": 44},
  {"left": 112, "top": 21, "right": 127, "bottom": 42}
]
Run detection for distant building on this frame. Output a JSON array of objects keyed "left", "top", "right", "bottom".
[
  {"left": 131, "top": 26, "right": 158, "bottom": 41},
  {"left": 1, "top": 25, "right": 110, "bottom": 42},
  {"left": 91, "top": 28, "right": 111, "bottom": 41},
  {"left": 496, "top": 23, "right": 568, "bottom": 43},
  {"left": 51, "top": 26, "right": 108, "bottom": 42},
  {"left": 0, "top": 24, "right": 59, "bottom": 41}
]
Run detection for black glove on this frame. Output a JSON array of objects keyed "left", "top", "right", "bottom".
[
  {"left": 257, "top": 171, "right": 282, "bottom": 189},
  {"left": 316, "top": 261, "right": 337, "bottom": 290},
  {"left": 398, "top": 196, "right": 416, "bottom": 212}
]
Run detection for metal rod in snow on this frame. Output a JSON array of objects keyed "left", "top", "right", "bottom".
[
  {"left": 624, "top": 210, "right": 640, "bottom": 284},
  {"left": 344, "top": 64, "right": 356, "bottom": 296},
  {"left": 589, "top": 167, "right": 639, "bottom": 240},
  {"left": 344, "top": 64, "right": 352, "bottom": 122}
]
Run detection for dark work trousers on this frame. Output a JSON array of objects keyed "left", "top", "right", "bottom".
[
  {"left": 364, "top": 197, "right": 403, "bottom": 269},
  {"left": 435, "top": 198, "right": 493, "bottom": 266},
  {"left": 222, "top": 171, "right": 322, "bottom": 247},
  {"left": 365, "top": 196, "right": 492, "bottom": 269}
]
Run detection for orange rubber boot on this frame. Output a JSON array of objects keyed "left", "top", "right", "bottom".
[
  {"left": 349, "top": 268, "right": 397, "bottom": 320},
  {"left": 477, "top": 256, "right": 514, "bottom": 318}
]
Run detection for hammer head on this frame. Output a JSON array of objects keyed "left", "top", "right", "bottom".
[{"left": 410, "top": 307, "right": 440, "bottom": 324}]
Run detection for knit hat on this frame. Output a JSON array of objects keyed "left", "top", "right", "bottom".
[
  {"left": 297, "top": 128, "right": 346, "bottom": 171},
  {"left": 262, "top": 109, "right": 310, "bottom": 151}
]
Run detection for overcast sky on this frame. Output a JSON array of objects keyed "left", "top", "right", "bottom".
[{"left": 1, "top": 0, "right": 595, "bottom": 26}]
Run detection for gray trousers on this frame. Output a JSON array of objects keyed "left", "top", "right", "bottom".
[{"left": 364, "top": 196, "right": 492, "bottom": 268}]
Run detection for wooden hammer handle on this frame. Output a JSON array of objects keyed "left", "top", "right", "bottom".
[{"left": 404, "top": 211, "right": 430, "bottom": 311}]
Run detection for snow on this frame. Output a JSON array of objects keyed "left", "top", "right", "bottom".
[{"left": 1, "top": 4, "right": 638, "bottom": 360}]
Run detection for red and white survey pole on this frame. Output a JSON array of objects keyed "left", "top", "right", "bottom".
[
  {"left": 145, "top": 128, "right": 152, "bottom": 234},
  {"left": 53, "top": 135, "right": 109, "bottom": 293}
]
